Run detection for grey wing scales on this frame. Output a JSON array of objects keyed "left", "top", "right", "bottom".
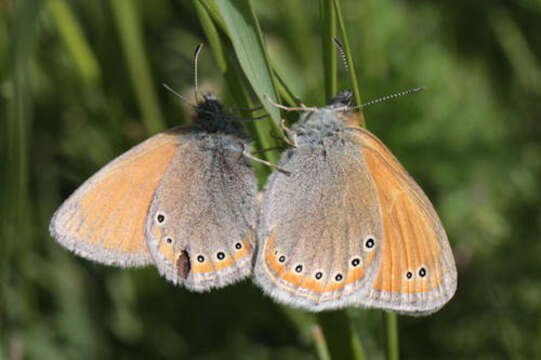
[
  {"left": 255, "top": 144, "right": 384, "bottom": 311},
  {"left": 145, "top": 138, "right": 258, "bottom": 291}
]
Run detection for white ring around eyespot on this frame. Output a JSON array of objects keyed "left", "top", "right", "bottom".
[
  {"left": 363, "top": 235, "right": 376, "bottom": 251},
  {"left": 349, "top": 256, "right": 363, "bottom": 268},
  {"left": 155, "top": 212, "right": 167, "bottom": 225}
]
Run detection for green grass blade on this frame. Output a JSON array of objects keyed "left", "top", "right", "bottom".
[
  {"left": 214, "top": 0, "right": 280, "bottom": 128},
  {"left": 316, "top": 311, "right": 365, "bottom": 360},
  {"left": 194, "top": 0, "right": 272, "bottom": 177},
  {"left": 313, "top": 325, "right": 331, "bottom": 360},
  {"left": 47, "top": 0, "right": 101, "bottom": 87},
  {"left": 320, "top": 0, "right": 337, "bottom": 102},
  {"left": 109, "top": 0, "right": 165, "bottom": 135},
  {"left": 332, "top": 0, "right": 366, "bottom": 127},
  {"left": 386, "top": 312, "right": 399, "bottom": 360}
]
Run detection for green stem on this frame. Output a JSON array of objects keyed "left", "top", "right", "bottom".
[
  {"left": 332, "top": 0, "right": 366, "bottom": 127},
  {"left": 317, "top": 311, "right": 365, "bottom": 360},
  {"left": 109, "top": 0, "right": 165, "bottom": 135},
  {"left": 48, "top": 0, "right": 101, "bottom": 86},
  {"left": 313, "top": 325, "right": 331, "bottom": 360},
  {"left": 386, "top": 312, "right": 399, "bottom": 360},
  {"left": 319, "top": 0, "right": 337, "bottom": 102}
]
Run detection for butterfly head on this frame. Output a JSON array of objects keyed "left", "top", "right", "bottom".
[
  {"left": 328, "top": 90, "right": 353, "bottom": 109},
  {"left": 194, "top": 92, "right": 247, "bottom": 138}
]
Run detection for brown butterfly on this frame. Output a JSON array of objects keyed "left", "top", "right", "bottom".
[{"left": 254, "top": 91, "right": 457, "bottom": 315}]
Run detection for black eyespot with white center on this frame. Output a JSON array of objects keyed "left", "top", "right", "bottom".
[
  {"left": 295, "top": 265, "right": 303, "bottom": 273},
  {"left": 365, "top": 237, "right": 375, "bottom": 249},
  {"left": 166, "top": 237, "right": 173, "bottom": 244},
  {"left": 279, "top": 256, "right": 286, "bottom": 263},
  {"left": 217, "top": 252, "right": 226, "bottom": 261},
  {"left": 197, "top": 255, "right": 205, "bottom": 263},
  {"left": 406, "top": 271, "right": 413, "bottom": 279},
  {"left": 351, "top": 258, "right": 361, "bottom": 267},
  {"left": 315, "top": 272, "right": 323, "bottom": 280},
  {"left": 156, "top": 213, "right": 166, "bottom": 224},
  {"left": 419, "top": 267, "right": 427, "bottom": 277},
  {"left": 335, "top": 273, "right": 343, "bottom": 282}
]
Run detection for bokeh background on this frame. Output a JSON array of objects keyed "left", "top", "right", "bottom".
[{"left": 2, "top": 0, "right": 541, "bottom": 359}]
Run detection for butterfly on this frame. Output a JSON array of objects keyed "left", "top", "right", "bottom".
[
  {"left": 50, "top": 44, "right": 258, "bottom": 291},
  {"left": 254, "top": 90, "right": 457, "bottom": 315}
]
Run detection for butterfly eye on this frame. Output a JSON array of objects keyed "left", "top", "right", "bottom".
[
  {"left": 294, "top": 265, "right": 303, "bottom": 273},
  {"left": 156, "top": 213, "right": 166, "bottom": 224},
  {"left": 419, "top": 267, "right": 427, "bottom": 277},
  {"left": 278, "top": 256, "right": 286, "bottom": 263},
  {"left": 216, "top": 252, "right": 226, "bottom": 260},
  {"left": 197, "top": 255, "right": 205, "bottom": 263},
  {"left": 315, "top": 272, "right": 323, "bottom": 280},
  {"left": 406, "top": 271, "right": 413, "bottom": 280},
  {"left": 166, "top": 237, "right": 173, "bottom": 244},
  {"left": 334, "top": 273, "right": 343, "bottom": 282},
  {"left": 235, "top": 242, "right": 243, "bottom": 250}
]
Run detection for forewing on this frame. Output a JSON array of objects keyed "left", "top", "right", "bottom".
[
  {"left": 145, "top": 138, "right": 257, "bottom": 291},
  {"left": 50, "top": 127, "right": 186, "bottom": 267},
  {"left": 255, "top": 145, "right": 383, "bottom": 311},
  {"left": 355, "top": 127, "right": 457, "bottom": 315}
]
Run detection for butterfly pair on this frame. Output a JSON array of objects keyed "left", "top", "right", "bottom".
[{"left": 50, "top": 85, "right": 457, "bottom": 316}]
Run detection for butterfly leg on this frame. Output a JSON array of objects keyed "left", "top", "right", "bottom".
[
  {"left": 280, "top": 118, "right": 298, "bottom": 148},
  {"left": 242, "top": 144, "right": 291, "bottom": 175},
  {"left": 264, "top": 95, "right": 318, "bottom": 112}
]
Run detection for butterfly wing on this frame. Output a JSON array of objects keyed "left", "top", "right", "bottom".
[
  {"left": 145, "top": 137, "right": 257, "bottom": 291},
  {"left": 353, "top": 127, "right": 457, "bottom": 315},
  {"left": 50, "top": 127, "right": 187, "bottom": 267},
  {"left": 255, "top": 145, "right": 384, "bottom": 311}
]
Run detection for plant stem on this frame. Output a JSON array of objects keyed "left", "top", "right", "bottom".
[
  {"left": 332, "top": 0, "right": 366, "bottom": 127},
  {"left": 386, "top": 312, "right": 399, "bottom": 360},
  {"left": 319, "top": 0, "right": 337, "bottom": 102}
]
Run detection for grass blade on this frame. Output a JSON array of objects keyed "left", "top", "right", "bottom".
[
  {"left": 193, "top": 0, "right": 273, "bottom": 177},
  {"left": 386, "top": 312, "right": 399, "bottom": 360},
  {"left": 109, "top": 0, "right": 165, "bottom": 134},
  {"left": 332, "top": 0, "right": 366, "bottom": 127},
  {"left": 214, "top": 0, "right": 280, "bottom": 128},
  {"left": 319, "top": 0, "right": 337, "bottom": 102},
  {"left": 316, "top": 311, "right": 365, "bottom": 360},
  {"left": 47, "top": 0, "right": 101, "bottom": 86}
]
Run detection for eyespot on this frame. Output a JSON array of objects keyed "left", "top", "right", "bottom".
[
  {"left": 156, "top": 213, "right": 166, "bottom": 224},
  {"left": 216, "top": 252, "right": 226, "bottom": 261},
  {"left": 236, "top": 243, "right": 243, "bottom": 250},
  {"left": 166, "top": 237, "right": 173, "bottom": 244},
  {"left": 364, "top": 237, "right": 375, "bottom": 250},
  {"left": 295, "top": 265, "right": 303, "bottom": 273},
  {"left": 406, "top": 271, "right": 413, "bottom": 280},
  {"left": 419, "top": 267, "right": 427, "bottom": 277},
  {"left": 335, "top": 273, "right": 343, "bottom": 282},
  {"left": 278, "top": 256, "right": 286, "bottom": 263},
  {"left": 351, "top": 258, "right": 361, "bottom": 267},
  {"left": 197, "top": 255, "right": 205, "bottom": 263},
  {"left": 315, "top": 272, "right": 323, "bottom": 280}
]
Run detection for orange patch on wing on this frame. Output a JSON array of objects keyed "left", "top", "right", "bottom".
[
  {"left": 360, "top": 131, "right": 444, "bottom": 294},
  {"left": 192, "top": 238, "right": 252, "bottom": 274},
  {"left": 71, "top": 132, "right": 180, "bottom": 255}
]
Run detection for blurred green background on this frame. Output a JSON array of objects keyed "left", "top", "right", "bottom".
[{"left": 2, "top": 0, "right": 541, "bottom": 359}]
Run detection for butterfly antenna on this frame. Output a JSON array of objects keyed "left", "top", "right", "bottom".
[
  {"left": 193, "top": 42, "right": 204, "bottom": 103},
  {"left": 161, "top": 82, "right": 195, "bottom": 106},
  {"left": 354, "top": 87, "right": 424, "bottom": 109},
  {"left": 333, "top": 37, "right": 349, "bottom": 73}
]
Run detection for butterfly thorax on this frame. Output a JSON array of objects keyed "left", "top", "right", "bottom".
[
  {"left": 291, "top": 91, "right": 358, "bottom": 148},
  {"left": 193, "top": 92, "right": 248, "bottom": 141}
]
